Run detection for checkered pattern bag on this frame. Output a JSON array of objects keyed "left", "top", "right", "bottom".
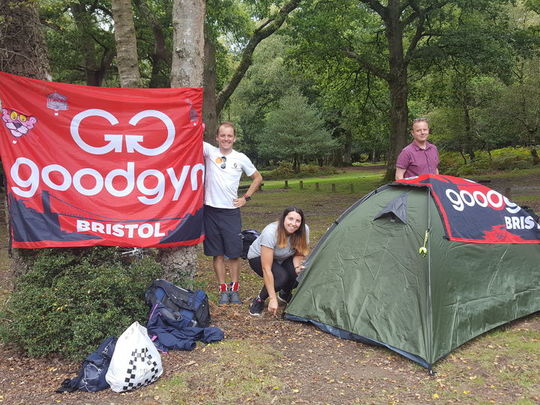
[{"left": 105, "top": 322, "right": 163, "bottom": 392}]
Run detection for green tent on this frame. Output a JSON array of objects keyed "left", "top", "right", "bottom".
[{"left": 285, "top": 175, "right": 540, "bottom": 370}]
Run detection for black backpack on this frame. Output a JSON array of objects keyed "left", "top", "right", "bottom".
[
  {"left": 241, "top": 229, "right": 260, "bottom": 259},
  {"left": 145, "top": 279, "right": 210, "bottom": 328},
  {"left": 56, "top": 336, "right": 117, "bottom": 393}
]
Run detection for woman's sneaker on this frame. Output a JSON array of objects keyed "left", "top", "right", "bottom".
[
  {"left": 277, "top": 290, "right": 292, "bottom": 304},
  {"left": 249, "top": 297, "right": 265, "bottom": 316}
]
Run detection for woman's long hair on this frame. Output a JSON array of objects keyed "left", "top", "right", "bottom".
[{"left": 276, "top": 206, "right": 309, "bottom": 255}]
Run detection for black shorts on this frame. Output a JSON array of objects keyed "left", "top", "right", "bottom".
[{"left": 203, "top": 205, "right": 242, "bottom": 258}]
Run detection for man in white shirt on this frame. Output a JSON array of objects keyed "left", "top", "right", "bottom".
[{"left": 203, "top": 122, "right": 263, "bottom": 305}]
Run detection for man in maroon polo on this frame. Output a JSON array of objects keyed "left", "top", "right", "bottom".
[{"left": 395, "top": 118, "right": 439, "bottom": 180}]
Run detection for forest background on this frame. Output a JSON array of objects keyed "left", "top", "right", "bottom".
[
  {"left": 0, "top": 1, "right": 539, "bottom": 403},
  {"left": 2, "top": 0, "right": 539, "bottom": 179}
]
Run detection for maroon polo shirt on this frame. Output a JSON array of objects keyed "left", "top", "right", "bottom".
[{"left": 396, "top": 141, "right": 439, "bottom": 178}]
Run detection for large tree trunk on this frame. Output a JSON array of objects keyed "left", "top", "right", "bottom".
[
  {"left": 111, "top": 0, "right": 141, "bottom": 87},
  {"left": 202, "top": 28, "right": 218, "bottom": 142},
  {"left": 386, "top": 74, "right": 409, "bottom": 181},
  {"left": 0, "top": 0, "right": 50, "bottom": 274},
  {"left": 170, "top": 0, "right": 205, "bottom": 87},
  {"left": 0, "top": 0, "right": 50, "bottom": 79},
  {"left": 384, "top": 4, "right": 409, "bottom": 182},
  {"left": 161, "top": 0, "right": 206, "bottom": 281}
]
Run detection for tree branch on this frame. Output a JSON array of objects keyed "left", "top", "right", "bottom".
[
  {"left": 342, "top": 47, "right": 390, "bottom": 82},
  {"left": 216, "top": 0, "right": 301, "bottom": 115},
  {"left": 360, "top": 0, "right": 387, "bottom": 21}
]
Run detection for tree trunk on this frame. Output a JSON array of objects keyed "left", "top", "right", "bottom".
[
  {"left": 0, "top": 0, "right": 50, "bottom": 79},
  {"left": 170, "top": 0, "right": 205, "bottom": 88},
  {"left": 462, "top": 102, "right": 476, "bottom": 161},
  {"left": 459, "top": 151, "right": 468, "bottom": 164},
  {"left": 71, "top": 3, "right": 114, "bottom": 86},
  {"left": 0, "top": 0, "right": 50, "bottom": 274},
  {"left": 384, "top": 5, "right": 409, "bottom": 182},
  {"left": 203, "top": 29, "right": 218, "bottom": 142},
  {"left": 111, "top": 0, "right": 141, "bottom": 87},
  {"left": 343, "top": 129, "right": 352, "bottom": 166},
  {"left": 162, "top": 0, "right": 206, "bottom": 281},
  {"left": 530, "top": 146, "right": 539, "bottom": 165},
  {"left": 136, "top": 0, "right": 171, "bottom": 88}
]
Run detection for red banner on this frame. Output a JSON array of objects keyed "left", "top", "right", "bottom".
[{"left": 0, "top": 72, "right": 204, "bottom": 248}]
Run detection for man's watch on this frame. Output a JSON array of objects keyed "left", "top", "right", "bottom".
[{"left": 244, "top": 194, "right": 252, "bottom": 201}]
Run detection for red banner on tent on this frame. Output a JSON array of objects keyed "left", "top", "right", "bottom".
[
  {"left": 394, "top": 174, "right": 540, "bottom": 244},
  {"left": 0, "top": 72, "right": 205, "bottom": 248}
]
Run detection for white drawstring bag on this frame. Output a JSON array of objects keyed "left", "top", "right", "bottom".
[{"left": 105, "top": 321, "right": 163, "bottom": 392}]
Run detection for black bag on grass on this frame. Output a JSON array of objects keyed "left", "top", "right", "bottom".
[
  {"left": 145, "top": 279, "right": 210, "bottom": 328},
  {"left": 241, "top": 229, "right": 260, "bottom": 259}
]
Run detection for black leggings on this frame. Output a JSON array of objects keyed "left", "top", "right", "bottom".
[{"left": 248, "top": 256, "right": 298, "bottom": 300}]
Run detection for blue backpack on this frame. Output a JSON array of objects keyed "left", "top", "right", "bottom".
[
  {"left": 56, "top": 336, "right": 117, "bottom": 393},
  {"left": 144, "top": 279, "right": 210, "bottom": 328}
]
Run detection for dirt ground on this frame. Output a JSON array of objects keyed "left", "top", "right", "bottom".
[
  {"left": 0, "top": 173, "right": 539, "bottom": 405},
  {"left": 1, "top": 299, "right": 538, "bottom": 405}
]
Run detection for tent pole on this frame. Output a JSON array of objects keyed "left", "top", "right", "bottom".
[{"left": 426, "top": 188, "right": 434, "bottom": 369}]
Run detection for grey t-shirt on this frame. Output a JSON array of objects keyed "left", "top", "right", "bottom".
[{"left": 247, "top": 221, "right": 309, "bottom": 263}]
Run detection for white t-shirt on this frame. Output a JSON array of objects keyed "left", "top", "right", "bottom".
[
  {"left": 203, "top": 142, "right": 257, "bottom": 209},
  {"left": 247, "top": 221, "right": 310, "bottom": 263}
]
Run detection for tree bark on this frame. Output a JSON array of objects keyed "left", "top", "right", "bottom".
[
  {"left": 171, "top": 0, "right": 205, "bottom": 88},
  {"left": 0, "top": 0, "right": 50, "bottom": 274},
  {"left": 162, "top": 0, "right": 206, "bottom": 281},
  {"left": 203, "top": 27, "right": 218, "bottom": 142},
  {"left": 0, "top": 0, "right": 51, "bottom": 79},
  {"left": 383, "top": 1, "right": 409, "bottom": 181},
  {"left": 111, "top": 0, "right": 141, "bottom": 87}
]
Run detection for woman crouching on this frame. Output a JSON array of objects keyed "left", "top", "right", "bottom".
[{"left": 248, "top": 206, "right": 309, "bottom": 316}]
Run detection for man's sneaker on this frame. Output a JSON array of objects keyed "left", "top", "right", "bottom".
[
  {"left": 249, "top": 297, "right": 265, "bottom": 316},
  {"left": 229, "top": 290, "right": 242, "bottom": 304},
  {"left": 277, "top": 290, "right": 292, "bottom": 304},
  {"left": 218, "top": 291, "right": 230, "bottom": 305}
]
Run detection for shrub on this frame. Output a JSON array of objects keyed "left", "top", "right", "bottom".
[
  {"left": 0, "top": 247, "right": 162, "bottom": 360},
  {"left": 298, "top": 164, "right": 339, "bottom": 177},
  {"left": 264, "top": 161, "right": 296, "bottom": 179},
  {"left": 490, "top": 147, "right": 533, "bottom": 170},
  {"left": 262, "top": 161, "right": 339, "bottom": 179},
  {"left": 440, "top": 147, "right": 534, "bottom": 176}
]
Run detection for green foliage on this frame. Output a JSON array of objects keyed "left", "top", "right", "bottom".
[
  {"left": 440, "top": 147, "right": 535, "bottom": 176},
  {"left": 490, "top": 147, "right": 534, "bottom": 170},
  {"left": 261, "top": 161, "right": 338, "bottom": 180},
  {"left": 0, "top": 247, "right": 162, "bottom": 360},
  {"left": 260, "top": 89, "right": 337, "bottom": 168}
]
